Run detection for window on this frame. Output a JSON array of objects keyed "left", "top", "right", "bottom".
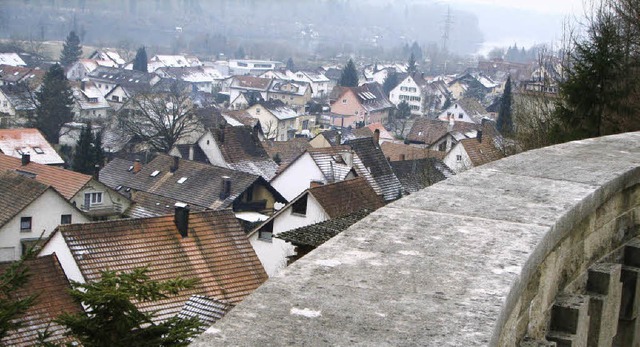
[
  {"left": 258, "top": 220, "right": 273, "bottom": 241},
  {"left": 150, "top": 170, "right": 160, "bottom": 177},
  {"left": 112, "top": 95, "right": 120, "bottom": 102},
  {"left": 61, "top": 214, "right": 72, "bottom": 225},
  {"left": 20, "top": 217, "right": 31, "bottom": 232},
  {"left": 438, "top": 142, "right": 447, "bottom": 152},
  {"left": 458, "top": 113, "right": 463, "bottom": 119},
  {"left": 256, "top": 108, "right": 260, "bottom": 114},
  {"left": 85, "top": 192, "right": 103, "bottom": 205},
  {"left": 456, "top": 155, "right": 462, "bottom": 162},
  {"left": 342, "top": 99, "right": 347, "bottom": 104},
  {"left": 32, "top": 147, "right": 44, "bottom": 154},
  {"left": 292, "top": 194, "right": 308, "bottom": 215}
]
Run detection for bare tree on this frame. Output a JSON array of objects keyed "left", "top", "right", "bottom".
[{"left": 117, "top": 84, "right": 200, "bottom": 153}]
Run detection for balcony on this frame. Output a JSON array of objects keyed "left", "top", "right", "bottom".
[{"left": 80, "top": 202, "right": 123, "bottom": 217}]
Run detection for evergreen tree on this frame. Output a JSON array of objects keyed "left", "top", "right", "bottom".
[
  {"left": 32, "top": 64, "right": 74, "bottom": 144},
  {"left": 382, "top": 71, "right": 399, "bottom": 97},
  {"left": 72, "top": 123, "right": 104, "bottom": 175},
  {"left": 390, "top": 100, "right": 412, "bottom": 138},
  {"left": 286, "top": 57, "right": 295, "bottom": 71},
  {"left": 407, "top": 53, "right": 417, "bottom": 74},
  {"left": 338, "top": 59, "right": 359, "bottom": 87},
  {"left": 60, "top": 31, "right": 82, "bottom": 67},
  {"left": 55, "top": 267, "right": 203, "bottom": 347},
  {"left": 0, "top": 249, "right": 37, "bottom": 341},
  {"left": 410, "top": 41, "right": 423, "bottom": 62},
  {"left": 497, "top": 76, "right": 513, "bottom": 135},
  {"left": 132, "top": 46, "right": 148, "bottom": 72}
]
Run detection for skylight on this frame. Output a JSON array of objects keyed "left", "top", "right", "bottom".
[
  {"left": 177, "top": 177, "right": 188, "bottom": 184},
  {"left": 150, "top": 170, "right": 160, "bottom": 177},
  {"left": 32, "top": 147, "right": 44, "bottom": 154}
]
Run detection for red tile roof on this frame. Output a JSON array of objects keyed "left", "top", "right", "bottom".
[
  {"left": 309, "top": 177, "right": 385, "bottom": 219},
  {"left": 0, "top": 254, "right": 82, "bottom": 347},
  {"left": 0, "top": 128, "right": 64, "bottom": 165},
  {"left": 381, "top": 142, "right": 446, "bottom": 161},
  {"left": 0, "top": 153, "right": 91, "bottom": 200},
  {"left": 0, "top": 171, "right": 49, "bottom": 228},
  {"left": 57, "top": 209, "right": 267, "bottom": 322},
  {"left": 459, "top": 137, "right": 505, "bottom": 167}
]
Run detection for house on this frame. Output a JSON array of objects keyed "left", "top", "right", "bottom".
[
  {"left": 0, "top": 128, "right": 64, "bottom": 166},
  {"left": 169, "top": 123, "right": 279, "bottom": 181},
  {"left": 249, "top": 177, "right": 384, "bottom": 276},
  {"left": 447, "top": 72, "right": 499, "bottom": 100},
  {"left": 443, "top": 132, "right": 505, "bottom": 173},
  {"left": 65, "top": 58, "right": 118, "bottom": 81},
  {"left": 380, "top": 141, "right": 446, "bottom": 162},
  {"left": 228, "top": 59, "right": 283, "bottom": 76},
  {"left": 390, "top": 158, "right": 454, "bottom": 194},
  {"left": 0, "top": 153, "right": 130, "bottom": 220},
  {"left": 0, "top": 53, "right": 27, "bottom": 67},
  {"left": 87, "top": 49, "right": 126, "bottom": 67},
  {"left": 329, "top": 83, "right": 393, "bottom": 128},
  {"left": 344, "top": 136, "right": 403, "bottom": 201},
  {"left": 155, "top": 66, "right": 226, "bottom": 93},
  {"left": 389, "top": 73, "right": 429, "bottom": 116},
  {"left": 147, "top": 54, "right": 202, "bottom": 72},
  {"left": 246, "top": 100, "right": 299, "bottom": 142},
  {"left": 98, "top": 154, "right": 286, "bottom": 221},
  {"left": 437, "top": 98, "right": 488, "bottom": 124},
  {"left": 0, "top": 171, "right": 89, "bottom": 261},
  {"left": 71, "top": 81, "right": 113, "bottom": 122},
  {"left": 0, "top": 84, "right": 36, "bottom": 126},
  {"left": 308, "top": 127, "right": 372, "bottom": 148},
  {"left": 0, "top": 254, "right": 82, "bottom": 346},
  {"left": 406, "top": 118, "right": 479, "bottom": 151},
  {"left": 275, "top": 209, "right": 372, "bottom": 264},
  {"left": 87, "top": 66, "right": 160, "bottom": 101},
  {"left": 228, "top": 76, "right": 272, "bottom": 106},
  {"left": 39, "top": 208, "right": 268, "bottom": 323},
  {"left": 291, "top": 70, "right": 331, "bottom": 99},
  {"left": 263, "top": 137, "right": 312, "bottom": 171},
  {"left": 0, "top": 65, "right": 45, "bottom": 87},
  {"left": 266, "top": 80, "right": 312, "bottom": 108}
]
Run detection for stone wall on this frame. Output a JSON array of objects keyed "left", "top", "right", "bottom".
[{"left": 192, "top": 132, "right": 640, "bottom": 346}]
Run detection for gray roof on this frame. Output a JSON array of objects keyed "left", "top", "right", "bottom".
[
  {"left": 276, "top": 209, "right": 372, "bottom": 247},
  {"left": 390, "top": 158, "right": 454, "bottom": 194},
  {"left": 177, "top": 295, "right": 232, "bottom": 327},
  {"left": 345, "top": 137, "right": 403, "bottom": 201}
]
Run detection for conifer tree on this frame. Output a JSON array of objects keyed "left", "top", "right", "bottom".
[
  {"left": 382, "top": 71, "right": 399, "bottom": 97},
  {"left": 407, "top": 53, "right": 417, "bottom": 74},
  {"left": 497, "top": 76, "right": 513, "bottom": 135},
  {"left": 286, "top": 57, "right": 295, "bottom": 71},
  {"left": 72, "top": 123, "right": 104, "bottom": 175},
  {"left": 0, "top": 249, "right": 37, "bottom": 341},
  {"left": 338, "top": 59, "right": 359, "bottom": 87},
  {"left": 55, "top": 267, "right": 203, "bottom": 347},
  {"left": 60, "top": 31, "right": 82, "bottom": 67},
  {"left": 132, "top": 46, "right": 148, "bottom": 72},
  {"left": 32, "top": 64, "right": 74, "bottom": 144}
]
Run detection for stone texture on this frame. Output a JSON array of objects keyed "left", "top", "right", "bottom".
[
  {"left": 586, "top": 263, "right": 622, "bottom": 347},
  {"left": 191, "top": 132, "right": 640, "bottom": 346}
]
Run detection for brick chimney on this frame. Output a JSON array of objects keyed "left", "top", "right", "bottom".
[
  {"left": 477, "top": 130, "right": 483, "bottom": 143},
  {"left": 220, "top": 176, "right": 232, "bottom": 200},
  {"left": 21, "top": 153, "right": 30, "bottom": 166},
  {"left": 373, "top": 129, "right": 380, "bottom": 145},
  {"left": 336, "top": 131, "right": 342, "bottom": 145},
  {"left": 132, "top": 159, "right": 142, "bottom": 173},
  {"left": 174, "top": 202, "right": 190, "bottom": 238},
  {"left": 93, "top": 164, "right": 100, "bottom": 181}
]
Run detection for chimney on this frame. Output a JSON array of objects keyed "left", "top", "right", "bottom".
[
  {"left": 400, "top": 154, "right": 406, "bottom": 161},
  {"left": 188, "top": 145, "right": 195, "bottom": 161},
  {"left": 219, "top": 124, "right": 225, "bottom": 143},
  {"left": 132, "top": 159, "right": 142, "bottom": 173},
  {"left": 80, "top": 80, "right": 86, "bottom": 91},
  {"left": 170, "top": 155, "right": 180, "bottom": 173},
  {"left": 174, "top": 202, "right": 190, "bottom": 238},
  {"left": 93, "top": 164, "right": 100, "bottom": 180},
  {"left": 373, "top": 129, "right": 380, "bottom": 145},
  {"left": 220, "top": 176, "right": 231, "bottom": 200},
  {"left": 336, "top": 131, "right": 342, "bottom": 145},
  {"left": 21, "top": 153, "right": 30, "bottom": 166},
  {"left": 477, "top": 130, "right": 483, "bottom": 143}
]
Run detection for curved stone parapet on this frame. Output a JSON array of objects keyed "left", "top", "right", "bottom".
[{"left": 192, "top": 132, "right": 640, "bottom": 346}]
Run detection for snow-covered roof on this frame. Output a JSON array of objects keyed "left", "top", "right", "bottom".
[
  {"left": 0, "top": 128, "right": 64, "bottom": 165},
  {"left": 0, "top": 53, "right": 26, "bottom": 67}
]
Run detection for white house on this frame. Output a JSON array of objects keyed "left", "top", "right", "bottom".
[
  {"left": 228, "top": 59, "right": 283, "bottom": 76},
  {"left": 291, "top": 70, "right": 331, "bottom": 99},
  {"left": 443, "top": 135, "right": 504, "bottom": 173},
  {"left": 249, "top": 177, "right": 384, "bottom": 276},
  {"left": 72, "top": 81, "right": 113, "bottom": 122},
  {"left": 389, "top": 74, "right": 427, "bottom": 116},
  {"left": 245, "top": 100, "right": 299, "bottom": 141},
  {"left": 437, "top": 98, "right": 488, "bottom": 124},
  {"left": 0, "top": 171, "right": 88, "bottom": 261}
]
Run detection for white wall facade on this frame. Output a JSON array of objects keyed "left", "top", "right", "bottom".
[
  {"left": 70, "top": 180, "right": 130, "bottom": 220},
  {"left": 443, "top": 143, "right": 473, "bottom": 173},
  {"left": 270, "top": 153, "right": 325, "bottom": 201},
  {"left": 250, "top": 193, "right": 328, "bottom": 277},
  {"left": 39, "top": 231, "right": 86, "bottom": 283},
  {"left": 198, "top": 131, "right": 228, "bottom": 167},
  {"left": 0, "top": 189, "right": 88, "bottom": 261},
  {"left": 389, "top": 76, "right": 424, "bottom": 116},
  {"left": 437, "top": 103, "right": 476, "bottom": 124}
]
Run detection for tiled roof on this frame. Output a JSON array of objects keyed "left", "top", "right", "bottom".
[
  {"left": 0, "top": 65, "right": 44, "bottom": 87},
  {"left": 380, "top": 142, "right": 446, "bottom": 161},
  {"left": 263, "top": 138, "right": 312, "bottom": 172},
  {"left": 221, "top": 110, "right": 259, "bottom": 127},
  {"left": 314, "top": 127, "right": 371, "bottom": 146},
  {"left": 390, "top": 158, "right": 454, "bottom": 194},
  {"left": 214, "top": 125, "right": 278, "bottom": 180},
  {"left": 308, "top": 146, "right": 359, "bottom": 183},
  {"left": 459, "top": 137, "right": 505, "bottom": 167},
  {"left": 345, "top": 137, "right": 403, "bottom": 201},
  {"left": 99, "top": 154, "right": 279, "bottom": 210},
  {"left": 457, "top": 98, "right": 488, "bottom": 120},
  {"left": 267, "top": 80, "right": 311, "bottom": 96},
  {"left": 0, "top": 84, "right": 37, "bottom": 111},
  {"left": 0, "top": 171, "right": 49, "bottom": 229},
  {"left": 56, "top": 209, "right": 268, "bottom": 322},
  {"left": 309, "top": 177, "right": 384, "bottom": 219},
  {"left": 0, "top": 153, "right": 90, "bottom": 200},
  {"left": 230, "top": 76, "right": 271, "bottom": 91},
  {"left": 0, "top": 254, "right": 82, "bottom": 347},
  {"left": 259, "top": 100, "right": 298, "bottom": 120},
  {"left": 407, "top": 118, "right": 479, "bottom": 145},
  {"left": 0, "top": 128, "right": 64, "bottom": 165},
  {"left": 0, "top": 53, "right": 26, "bottom": 66},
  {"left": 177, "top": 295, "right": 231, "bottom": 327},
  {"left": 276, "top": 209, "right": 371, "bottom": 247},
  {"left": 331, "top": 83, "right": 393, "bottom": 113},
  {"left": 125, "top": 190, "right": 208, "bottom": 218},
  {"left": 72, "top": 82, "right": 112, "bottom": 111}
]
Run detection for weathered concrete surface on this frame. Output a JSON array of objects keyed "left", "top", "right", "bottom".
[{"left": 192, "top": 132, "right": 640, "bottom": 347}]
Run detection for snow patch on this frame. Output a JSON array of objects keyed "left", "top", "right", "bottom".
[
  {"left": 205, "top": 327, "right": 221, "bottom": 335},
  {"left": 290, "top": 307, "right": 322, "bottom": 318},
  {"left": 375, "top": 312, "right": 387, "bottom": 317},
  {"left": 316, "top": 259, "right": 341, "bottom": 267},
  {"left": 399, "top": 250, "right": 421, "bottom": 256}
]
